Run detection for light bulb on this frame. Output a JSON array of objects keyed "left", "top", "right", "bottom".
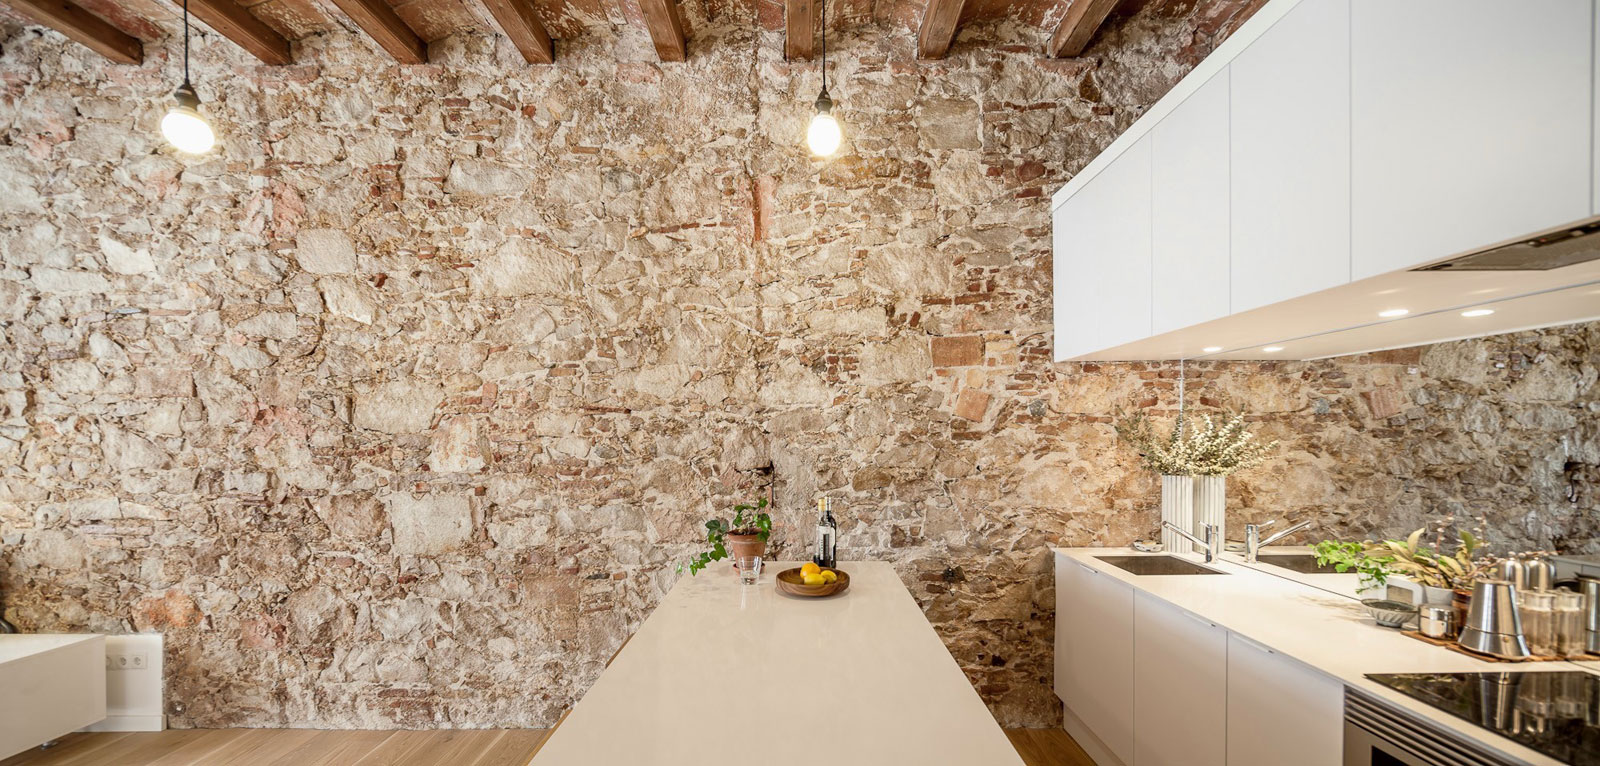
[
  {"left": 807, "top": 111, "right": 841, "bottom": 157},
  {"left": 162, "top": 84, "right": 214, "bottom": 154}
]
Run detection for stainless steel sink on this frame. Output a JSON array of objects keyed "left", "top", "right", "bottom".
[
  {"left": 1094, "top": 555, "right": 1226, "bottom": 576},
  {"left": 1253, "top": 553, "right": 1340, "bottom": 574}
]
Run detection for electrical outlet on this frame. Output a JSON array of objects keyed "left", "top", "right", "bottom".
[{"left": 107, "top": 652, "right": 149, "bottom": 671}]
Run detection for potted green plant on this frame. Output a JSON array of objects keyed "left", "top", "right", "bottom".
[
  {"left": 1312, "top": 521, "right": 1494, "bottom": 604},
  {"left": 683, "top": 497, "right": 773, "bottom": 575}
]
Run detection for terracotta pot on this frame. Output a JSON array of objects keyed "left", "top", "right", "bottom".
[{"left": 725, "top": 533, "right": 767, "bottom": 568}]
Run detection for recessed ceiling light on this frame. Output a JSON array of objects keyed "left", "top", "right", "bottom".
[
  {"left": 1378, "top": 308, "right": 1410, "bottom": 318},
  {"left": 1461, "top": 309, "right": 1495, "bottom": 317},
  {"left": 1202, "top": 346, "right": 1223, "bottom": 353},
  {"left": 1262, "top": 346, "right": 1284, "bottom": 353}
]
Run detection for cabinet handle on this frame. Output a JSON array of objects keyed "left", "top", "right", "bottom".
[
  {"left": 1233, "top": 634, "right": 1275, "bottom": 655},
  {"left": 1179, "top": 609, "right": 1217, "bottom": 629},
  {"left": 1076, "top": 562, "right": 1098, "bottom": 576}
]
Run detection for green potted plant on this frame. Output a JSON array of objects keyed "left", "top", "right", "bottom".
[
  {"left": 683, "top": 497, "right": 773, "bottom": 575},
  {"left": 1312, "top": 520, "right": 1494, "bottom": 604}
]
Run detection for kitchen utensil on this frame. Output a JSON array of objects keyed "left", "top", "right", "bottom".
[
  {"left": 1521, "top": 591, "right": 1555, "bottom": 656},
  {"left": 736, "top": 556, "right": 762, "bottom": 585},
  {"left": 1554, "top": 589, "right": 1587, "bottom": 657},
  {"left": 1361, "top": 599, "right": 1418, "bottom": 629},
  {"left": 775, "top": 567, "right": 850, "bottom": 598},
  {"left": 1524, "top": 557, "right": 1555, "bottom": 591},
  {"left": 1419, "top": 604, "right": 1455, "bottom": 639},
  {"left": 1580, "top": 576, "right": 1600, "bottom": 654},
  {"left": 1497, "top": 559, "right": 1527, "bottom": 591},
  {"left": 1458, "top": 579, "right": 1531, "bottom": 659}
]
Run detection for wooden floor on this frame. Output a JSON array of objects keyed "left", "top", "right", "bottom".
[{"left": 1, "top": 728, "right": 1092, "bottom": 766}]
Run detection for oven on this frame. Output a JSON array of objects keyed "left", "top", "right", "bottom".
[{"left": 1344, "top": 686, "right": 1522, "bottom": 766}]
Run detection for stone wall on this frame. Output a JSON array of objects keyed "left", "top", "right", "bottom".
[{"left": 1, "top": 0, "right": 1595, "bottom": 729}]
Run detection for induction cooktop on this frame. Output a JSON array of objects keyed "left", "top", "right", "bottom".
[{"left": 1367, "top": 671, "right": 1600, "bottom": 765}]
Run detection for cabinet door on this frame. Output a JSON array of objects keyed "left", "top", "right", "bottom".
[
  {"left": 1133, "top": 593, "right": 1226, "bottom": 766},
  {"left": 1056, "top": 558, "right": 1135, "bottom": 763},
  {"left": 1229, "top": 0, "right": 1350, "bottom": 313},
  {"left": 1053, "top": 136, "right": 1153, "bottom": 361},
  {"left": 1226, "top": 633, "right": 1343, "bottom": 766},
  {"left": 1152, "top": 68, "right": 1231, "bottom": 335},
  {"left": 1351, "top": 0, "right": 1595, "bottom": 279}
]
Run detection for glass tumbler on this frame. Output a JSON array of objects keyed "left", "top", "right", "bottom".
[
  {"left": 1555, "top": 590, "right": 1587, "bottom": 658},
  {"left": 737, "top": 556, "right": 762, "bottom": 585},
  {"left": 1521, "top": 591, "right": 1555, "bottom": 657}
]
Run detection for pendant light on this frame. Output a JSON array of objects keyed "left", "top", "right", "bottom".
[
  {"left": 160, "top": 0, "right": 215, "bottom": 154},
  {"left": 805, "top": 0, "right": 841, "bottom": 157}
]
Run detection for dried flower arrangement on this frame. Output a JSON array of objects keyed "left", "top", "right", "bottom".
[{"left": 1115, "top": 411, "right": 1278, "bottom": 477}]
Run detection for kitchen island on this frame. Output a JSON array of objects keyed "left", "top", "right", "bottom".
[{"left": 531, "top": 561, "right": 1024, "bottom": 766}]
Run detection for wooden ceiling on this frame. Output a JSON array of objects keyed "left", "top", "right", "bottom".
[{"left": 0, "top": 0, "right": 1156, "bottom": 68}]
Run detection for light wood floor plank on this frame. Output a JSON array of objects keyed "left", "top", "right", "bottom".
[
  {"left": 2, "top": 726, "right": 1082, "bottom": 765},
  {"left": 467, "top": 729, "right": 549, "bottom": 766},
  {"left": 468, "top": 730, "right": 546, "bottom": 766},
  {"left": 45, "top": 729, "right": 208, "bottom": 766},
  {"left": 1005, "top": 728, "right": 1097, "bottom": 766},
  {"left": 140, "top": 729, "right": 250, "bottom": 766},
  {"left": 198, "top": 728, "right": 319, "bottom": 765},
  {"left": 0, "top": 733, "right": 130, "bottom": 766},
  {"left": 271, "top": 729, "right": 395, "bottom": 766}
]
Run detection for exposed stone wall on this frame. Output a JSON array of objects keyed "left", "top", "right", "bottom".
[{"left": 1, "top": 0, "right": 1594, "bottom": 730}]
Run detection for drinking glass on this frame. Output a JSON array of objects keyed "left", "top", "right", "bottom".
[{"left": 737, "top": 556, "right": 762, "bottom": 585}]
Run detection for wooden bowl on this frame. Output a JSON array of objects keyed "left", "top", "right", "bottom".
[{"left": 775, "top": 567, "right": 850, "bottom": 598}]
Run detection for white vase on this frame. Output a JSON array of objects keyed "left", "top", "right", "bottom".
[
  {"left": 1160, "top": 475, "right": 1195, "bottom": 553},
  {"left": 1192, "top": 475, "right": 1226, "bottom": 549}
]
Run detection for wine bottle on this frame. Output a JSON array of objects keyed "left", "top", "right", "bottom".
[{"left": 814, "top": 497, "right": 838, "bottom": 569}]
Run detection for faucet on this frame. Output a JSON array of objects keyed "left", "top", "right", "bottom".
[
  {"left": 1162, "top": 521, "right": 1220, "bottom": 563},
  {"left": 1245, "top": 519, "right": 1313, "bottom": 563}
]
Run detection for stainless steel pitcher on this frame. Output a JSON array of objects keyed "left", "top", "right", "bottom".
[{"left": 1458, "top": 579, "right": 1531, "bottom": 659}]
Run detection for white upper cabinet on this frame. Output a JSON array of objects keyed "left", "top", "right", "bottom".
[
  {"left": 1152, "top": 69, "right": 1231, "bottom": 335},
  {"left": 1229, "top": 0, "right": 1350, "bottom": 314},
  {"left": 1053, "top": 136, "right": 1153, "bottom": 361},
  {"left": 1049, "top": 0, "right": 1600, "bottom": 361},
  {"left": 1350, "top": 0, "right": 1596, "bottom": 280}
]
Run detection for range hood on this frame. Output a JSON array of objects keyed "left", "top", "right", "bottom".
[{"left": 1415, "top": 220, "right": 1600, "bottom": 272}]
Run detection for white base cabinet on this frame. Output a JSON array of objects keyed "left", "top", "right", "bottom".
[
  {"left": 1054, "top": 557, "right": 1347, "bottom": 766},
  {"left": 1054, "top": 554, "right": 1134, "bottom": 765},
  {"left": 1132, "top": 593, "right": 1226, "bottom": 766},
  {"left": 1225, "top": 633, "right": 1343, "bottom": 766}
]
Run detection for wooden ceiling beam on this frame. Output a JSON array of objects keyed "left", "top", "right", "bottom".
[
  {"left": 784, "top": 0, "right": 812, "bottom": 60},
  {"left": 1048, "top": 0, "right": 1119, "bottom": 58},
  {"left": 4, "top": 0, "right": 142, "bottom": 64},
  {"left": 326, "top": 0, "right": 427, "bottom": 64},
  {"left": 183, "top": 0, "right": 292, "bottom": 64},
  {"left": 637, "top": 0, "right": 686, "bottom": 62},
  {"left": 915, "top": 0, "right": 964, "bottom": 60},
  {"left": 480, "top": 0, "right": 553, "bottom": 64}
]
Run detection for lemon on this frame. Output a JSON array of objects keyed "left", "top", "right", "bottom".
[
  {"left": 800, "top": 562, "right": 821, "bottom": 576},
  {"left": 820, "top": 570, "right": 838, "bottom": 583},
  {"left": 802, "top": 572, "right": 826, "bottom": 586}
]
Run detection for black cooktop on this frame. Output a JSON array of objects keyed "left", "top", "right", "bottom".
[{"left": 1367, "top": 671, "right": 1600, "bottom": 765}]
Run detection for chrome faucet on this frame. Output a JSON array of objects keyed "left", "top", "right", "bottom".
[
  {"left": 1245, "top": 519, "right": 1313, "bottom": 563},
  {"left": 1162, "top": 521, "right": 1220, "bottom": 563}
]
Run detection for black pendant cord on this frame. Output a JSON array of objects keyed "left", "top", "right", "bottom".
[
  {"left": 819, "top": 0, "right": 832, "bottom": 97},
  {"left": 182, "top": 0, "right": 191, "bottom": 86}
]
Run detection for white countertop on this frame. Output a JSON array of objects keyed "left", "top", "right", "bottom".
[
  {"left": 1056, "top": 548, "right": 1593, "bottom": 766},
  {"left": 531, "top": 561, "right": 1024, "bottom": 766},
  {"left": 0, "top": 634, "right": 102, "bottom": 665}
]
